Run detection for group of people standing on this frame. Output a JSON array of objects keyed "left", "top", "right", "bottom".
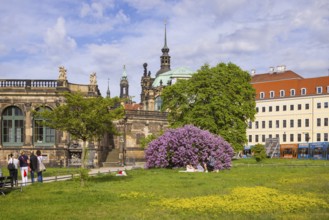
[{"left": 7, "top": 150, "right": 45, "bottom": 186}]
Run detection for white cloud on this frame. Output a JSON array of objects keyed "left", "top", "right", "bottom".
[
  {"left": 44, "top": 17, "right": 77, "bottom": 54},
  {"left": 80, "top": 0, "right": 115, "bottom": 18},
  {"left": 0, "top": 0, "right": 328, "bottom": 101}
]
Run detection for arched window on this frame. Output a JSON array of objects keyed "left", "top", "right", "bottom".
[
  {"left": 33, "top": 107, "right": 55, "bottom": 145},
  {"left": 2, "top": 106, "right": 24, "bottom": 146},
  {"left": 155, "top": 96, "right": 163, "bottom": 111}
]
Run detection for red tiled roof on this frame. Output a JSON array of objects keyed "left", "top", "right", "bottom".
[
  {"left": 124, "top": 103, "right": 142, "bottom": 110},
  {"left": 251, "top": 70, "right": 303, "bottom": 84},
  {"left": 252, "top": 76, "right": 329, "bottom": 100}
]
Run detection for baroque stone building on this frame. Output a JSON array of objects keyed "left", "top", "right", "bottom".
[
  {"left": 140, "top": 24, "right": 194, "bottom": 111},
  {"left": 0, "top": 25, "right": 193, "bottom": 168},
  {"left": 107, "top": 25, "right": 195, "bottom": 165},
  {"left": 0, "top": 67, "right": 102, "bottom": 167}
]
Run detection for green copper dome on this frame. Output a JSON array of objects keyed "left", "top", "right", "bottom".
[{"left": 152, "top": 66, "right": 194, "bottom": 87}]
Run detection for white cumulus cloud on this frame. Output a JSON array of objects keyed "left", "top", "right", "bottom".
[{"left": 44, "top": 17, "right": 77, "bottom": 54}]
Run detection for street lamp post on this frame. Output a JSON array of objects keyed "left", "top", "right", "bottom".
[{"left": 119, "top": 116, "right": 128, "bottom": 166}]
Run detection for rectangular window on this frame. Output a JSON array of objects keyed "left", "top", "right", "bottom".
[
  {"left": 262, "top": 121, "right": 265, "bottom": 129},
  {"left": 276, "top": 120, "right": 279, "bottom": 128},
  {"left": 317, "top": 133, "right": 321, "bottom": 141},
  {"left": 256, "top": 107, "right": 259, "bottom": 112},
  {"left": 305, "top": 103, "right": 309, "bottom": 110},
  {"left": 262, "top": 107, "right": 266, "bottom": 112},
  {"left": 290, "top": 134, "right": 294, "bottom": 142},
  {"left": 316, "top": 86, "right": 323, "bottom": 94},
  {"left": 298, "top": 104, "right": 302, "bottom": 110},
  {"left": 276, "top": 106, "right": 279, "bottom": 111},
  {"left": 317, "top": 118, "right": 321, "bottom": 126},
  {"left": 283, "top": 120, "right": 287, "bottom": 128},
  {"left": 301, "top": 88, "right": 306, "bottom": 95},
  {"left": 262, "top": 135, "right": 265, "bottom": 142},
  {"left": 260, "top": 92, "right": 265, "bottom": 99},
  {"left": 269, "top": 120, "right": 272, "bottom": 128},
  {"left": 325, "top": 118, "right": 328, "bottom": 126},
  {"left": 269, "top": 134, "right": 272, "bottom": 139},
  {"left": 324, "top": 133, "right": 328, "bottom": 142},
  {"left": 305, "top": 119, "right": 309, "bottom": 127},
  {"left": 283, "top": 105, "right": 287, "bottom": 111},
  {"left": 248, "top": 121, "right": 252, "bottom": 129},
  {"left": 290, "top": 119, "right": 294, "bottom": 128},
  {"left": 290, "top": 105, "right": 294, "bottom": 110},
  {"left": 298, "top": 133, "right": 301, "bottom": 142},
  {"left": 45, "top": 127, "right": 55, "bottom": 143},
  {"left": 305, "top": 133, "right": 310, "bottom": 142},
  {"left": 269, "top": 106, "right": 272, "bottom": 112},
  {"left": 255, "top": 121, "right": 259, "bottom": 129},
  {"left": 317, "top": 103, "right": 321, "bottom": 109},
  {"left": 249, "top": 135, "right": 252, "bottom": 142},
  {"left": 283, "top": 133, "right": 286, "bottom": 142},
  {"left": 298, "top": 119, "right": 302, "bottom": 127},
  {"left": 255, "top": 135, "right": 259, "bottom": 142},
  {"left": 324, "top": 102, "right": 328, "bottom": 108}
]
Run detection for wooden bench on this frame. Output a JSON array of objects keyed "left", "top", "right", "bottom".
[{"left": 0, "top": 176, "right": 22, "bottom": 195}]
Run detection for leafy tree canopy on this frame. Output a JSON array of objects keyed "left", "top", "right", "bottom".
[
  {"left": 161, "top": 62, "right": 256, "bottom": 151},
  {"left": 34, "top": 92, "right": 124, "bottom": 142},
  {"left": 34, "top": 92, "right": 124, "bottom": 172}
]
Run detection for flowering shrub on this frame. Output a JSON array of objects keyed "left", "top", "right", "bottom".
[
  {"left": 145, "top": 125, "right": 234, "bottom": 170},
  {"left": 151, "top": 186, "right": 329, "bottom": 214}
]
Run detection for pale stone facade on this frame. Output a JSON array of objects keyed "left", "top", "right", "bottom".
[
  {"left": 247, "top": 67, "right": 329, "bottom": 147},
  {"left": 0, "top": 67, "right": 102, "bottom": 167}
]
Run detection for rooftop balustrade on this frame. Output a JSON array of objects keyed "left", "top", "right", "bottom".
[{"left": 0, "top": 80, "right": 59, "bottom": 88}]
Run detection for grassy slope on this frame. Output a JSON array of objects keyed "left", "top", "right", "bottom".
[{"left": 1, "top": 160, "right": 328, "bottom": 220}]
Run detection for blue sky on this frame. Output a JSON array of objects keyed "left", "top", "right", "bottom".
[{"left": 1, "top": 0, "right": 328, "bottom": 101}]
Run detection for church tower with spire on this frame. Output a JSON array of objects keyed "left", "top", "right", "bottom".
[
  {"left": 120, "top": 65, "right": 129, "bottom": 102},
  {"left": 106, "top": 78, "right": 111, "bottom": 98},
  {"left": 155, "top": 21, "right": 171, "bottom": 77},
  {"left": 140, "top": 22, "right": 193, "bottom": 111}
]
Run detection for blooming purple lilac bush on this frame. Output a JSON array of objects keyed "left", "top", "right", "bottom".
[{"left": 145, "top": 125, "right": 234, "bottom": 170}]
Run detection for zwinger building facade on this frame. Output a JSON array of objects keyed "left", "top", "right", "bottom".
[
  {"left": 0, "top": 67, "right": 104, "bottom": 167},
  {"left": 247, "top": 66, "right": 329, "bottom": 147}
]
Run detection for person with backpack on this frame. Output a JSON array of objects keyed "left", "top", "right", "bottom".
[
  {"left": 36, "top": 150, "right": 45, "bottom": 182},
  {"left": 8, "top": 153, "right": 19, "bottom": 186},
  {"left": 18, "top": 150, "right": 29, "bottom": 186}
]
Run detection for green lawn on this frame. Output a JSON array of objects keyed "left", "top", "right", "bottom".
[{"left": 1, "top": 160, "right": 329, "bottom": 220}]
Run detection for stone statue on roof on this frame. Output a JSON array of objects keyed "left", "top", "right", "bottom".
[
  {"left": 58, "top": 66, "right": 67, "bottom": 81},
  {"left": 90, "top": 72, "right": 97, "bottom": 85}
]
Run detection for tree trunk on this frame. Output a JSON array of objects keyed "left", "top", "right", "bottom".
[{"left": 80, "top": 140, "right": 88, "bottom": 187}]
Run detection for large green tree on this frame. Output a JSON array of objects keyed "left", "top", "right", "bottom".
[
  {"left": 34, "top": 92, "right": 124, "bottom": 169},
  {"left": 161, "top": 62, "right": 256, "bottom": 151}
]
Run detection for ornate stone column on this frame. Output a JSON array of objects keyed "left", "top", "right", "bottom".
[{"left": 24, "top": 103, "right": 32, "bottom": 146}]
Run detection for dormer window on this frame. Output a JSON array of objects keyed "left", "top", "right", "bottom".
[
  {"left": 270, "top": 91, "right": 275, "bottom": 98},
  {"left": 317, "top": 86, "right": 323, "bottom": 94},
  {"left": 301, "top": 88, "right": 307, "bottom": 95},
  {"left": 290, "top": 89, "right": 296, "bottom": 96},
  {"left": 327, "top": 86, "right": 329, "bottom": 93},
  {"left": 260, "top": 92, "right": 265, "bottom": 99},
  {"left": 280, "top": 90, "right": 285, "bottom": 97}
]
